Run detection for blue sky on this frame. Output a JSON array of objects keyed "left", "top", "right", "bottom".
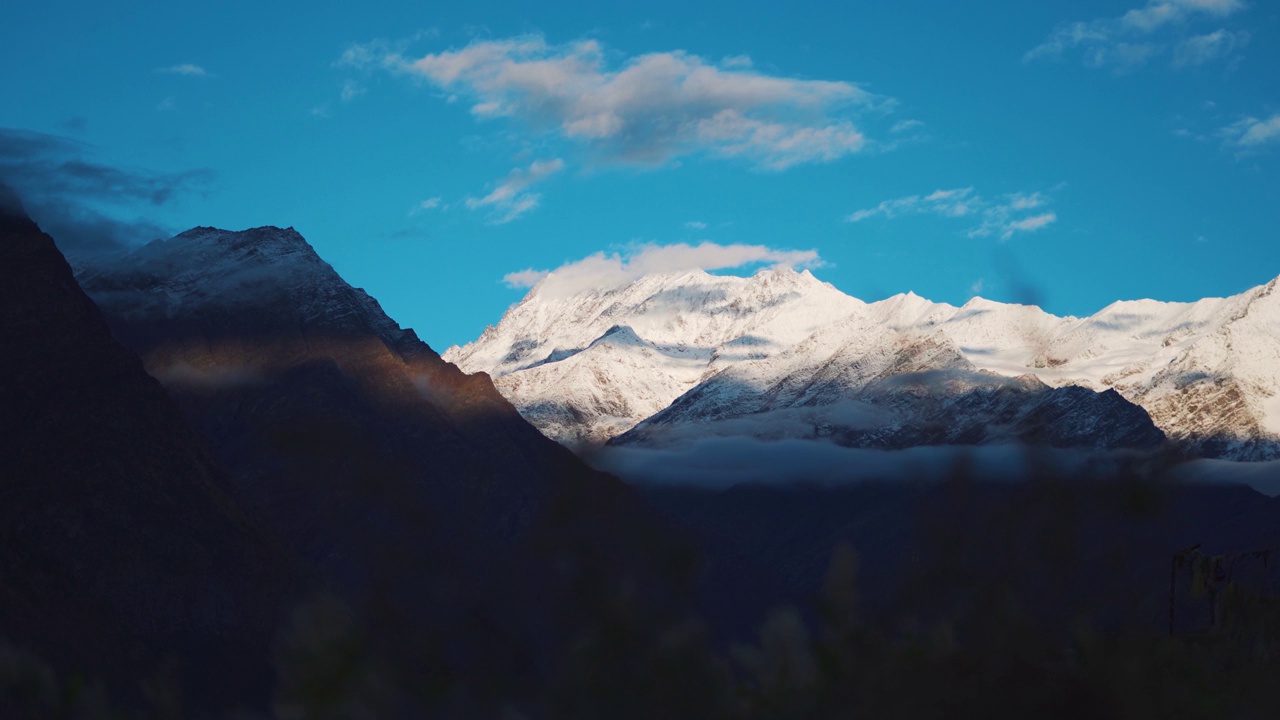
[{"left": 2, "top": 0, "right": 1278, "bottom": 348}]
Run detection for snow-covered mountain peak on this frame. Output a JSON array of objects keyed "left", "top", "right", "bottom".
[
  {"left": 443, "top": 267, "right": 867, "bottom": 444},
  {"left": 451, "top": 267, "right": 1280, "bottom": 457},
  {"left": 445, "top": 267, "right": 863, "bottom": 375},
  {"left": 77, "top": 226, "right": 406, "bottom": 343},
  {"left": 867, "top": 291, "right": 955, "bottom": 329}
]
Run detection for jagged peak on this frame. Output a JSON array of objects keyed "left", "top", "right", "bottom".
[
  {"left": 1093, "top": 297, "right": 1173, "bottom": 315},
  {"left": 589, "top": 324, "right": 648, "bottom": 348},
  {"left": 119, "top": 226, "right": 326, "bottom": 273},
  {"left": 165, "top": 224, "right": 306, "bottom": 246},
  {"left": 961, "top": 295, "right": 997, "bottom": 309}
]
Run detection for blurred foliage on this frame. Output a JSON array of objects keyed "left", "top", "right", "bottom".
[{"left": 6, "top": 461, "right": 1280, "bottom": 719}]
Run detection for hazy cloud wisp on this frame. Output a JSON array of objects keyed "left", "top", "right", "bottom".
[
  {"left": 466, "top": 158, "right": 564, "bottom": 223},
  {"left": 1025, "top": 0, "right": 1248, "bottom": 71},
  {"left": 847, "top": 187, "right": 1057, "bottom": 241},
  {"left": 155, "top": 63, "right": 210, "bottom": 77},
  {"left": 1221, "top": 113, "right": 1280, "bottom": 150},
  {"left": 0, "top": 127, "right": 211, "bottom": 255}
]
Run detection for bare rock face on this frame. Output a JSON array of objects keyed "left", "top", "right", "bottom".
[
  {"left": 0, "top": 188, "right": 303, "bottom": 707},
  {"left": 1107, "top": 279, "right": 1280, "bottom": 461}
]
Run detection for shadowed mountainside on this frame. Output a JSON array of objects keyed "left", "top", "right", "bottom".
[
  {"left": 0, "top": 186, "right": 308, "bottom": 710},
  {"left": 74, "top": 225, "right": 695, "bottom": 705}
]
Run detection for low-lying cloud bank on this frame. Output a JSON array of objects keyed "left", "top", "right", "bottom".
[{"left": 587, "top": 436, "right": 1280, "bottom": 496}]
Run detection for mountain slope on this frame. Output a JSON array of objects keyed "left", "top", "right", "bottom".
[
  {"left": 617, "top": 323, "right": 1164, "bottom": 451},
  {"left": 452, "top": 268, "right": 1280, "bottom": 459},
  {"left": 0, "top": 188, "right": 303, "bottom": 707},
  {"left": 75, "top": 225, "right": 691, "bottom": 692}
]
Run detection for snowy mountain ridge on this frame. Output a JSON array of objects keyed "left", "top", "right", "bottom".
[
  {"left": 446, "top": 268, "right": 1280, "bottom": 459},
  {"left": 445, "top": 267, "right": 864, "bottom": 446},
  {"left": 76, "top": 225, "right": 413, "bottom": 347}
]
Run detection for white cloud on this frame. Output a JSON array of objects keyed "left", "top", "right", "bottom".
[
  {"left": 1120, "top": 0, "right": 1244, "bottom": 32},
  {"left": 1026, "top": 0, "right": 1247, "bottom": 71},
  {"left": 847, "top": 186, "right": 978, "bottom": 222},
  {"left": 890, "top": 119, "right": 924, "bottom": 134},
  {"left": 341, "top": 80, "right": 365, "bottom": 102},
  {"left": 155, "top": 96, "right": 178, "bottom": 112},
  {"left": 1173, "top": 29, "right": 1248, "bottom": 67},
  {"left": 1003, "top": 213, "right": 1058, "bottom": 236},
  {"left": 504, "top": 241, "right": 823, "bottom": 297},
  {"left": 408, "top": 196, "right": 443, "bottom": 215},
  {"left": 848, "top": 187, "right": 1057, "bottom": 241},
  {"left": 466, "top": 158, "right": 564, "bottom": 223},
  {"left": 685, "top": 220, "right": 708, "bottom": 230},
  {"left": 970, "top": 278, "right": 985, "bottom": 295},
  {"left": 502, "top": 268, "right": 551, "bottom": 288},
  {"left": 1007, "top": 191, "right": 1047, "bottom": 210},
  {"left": 348, "top": 35, "right": 884, "bottom": 169},
  {"left": 1221, "top": 114, "right": 1280, "bottom": 149},
  {"left": 156, "top": 64, "right": 209, "bottom": 77}
]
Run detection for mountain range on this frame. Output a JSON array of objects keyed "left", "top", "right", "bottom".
[
  {"left": 7, "top": 190, "right": 1280, "bottom": 713},
  {"left": 2, "top": 209, "right": 690, "bottom": 714},
  {"left": 445, "top": 267, "right": 1280, "bottom": 461}
]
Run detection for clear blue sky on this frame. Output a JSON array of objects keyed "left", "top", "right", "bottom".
[{"left": 2, "top": 0, "right": 1278, "bottom": 349}]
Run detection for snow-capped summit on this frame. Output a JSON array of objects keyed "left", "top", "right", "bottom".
[
  {"left": 449, "top": 267, "right": 1280, "bottom": 459},
  {"left": 444, "top": 266, "right": 865, "bottom": 446},
  {"left": 77, "top": 225, "right": 406, "bottom": 345}
]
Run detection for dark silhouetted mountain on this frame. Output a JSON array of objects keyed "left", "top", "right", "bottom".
[
  {"left": 75, "top": 225, "right": 693, "bottom": 697},
  {"left": 0, "top": 187, "right": 305, "bottom": 709}
]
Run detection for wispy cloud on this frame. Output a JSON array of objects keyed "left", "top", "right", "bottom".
[
  {"left": 890, "top": 119, "right": 925, "bottom": 134},
  {"left": 0, "top": 127, "right": 212, "bottom": 255},
  {"left": 1025, "top": 0, "right": 1248, "bottom": 72},
  {"left": 847, "top": 187, "right": 981, "bottom": 222},
  {"left": 685, "top": 220, "right": 708, "bottom": 230},
  {"left": 408, "top": 196, "right": 444, "bottom": 216},
  {"left": 1220, "top": 113, "right": 1280, "bottom": 150},
  {"left": 1172, "top": 29, "right": 1249, "bottom": 67},
  {"left": 847, "top": 187, "right": 1057, "bottom": 241},
  {"left": 340, "top": 80, "right": 365, "bottom": 102},
  {"left": 466, "top": 158, "right": 564, "bottom": 223},
  {"left": 503, "top": 241, "right": 822, "bottom": 296},
  {"left": 155, "top": 63, "right": 210, "bottom": 77},
  {"left": 343, "top": 35, "right": 888, "bottom": 170}
]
